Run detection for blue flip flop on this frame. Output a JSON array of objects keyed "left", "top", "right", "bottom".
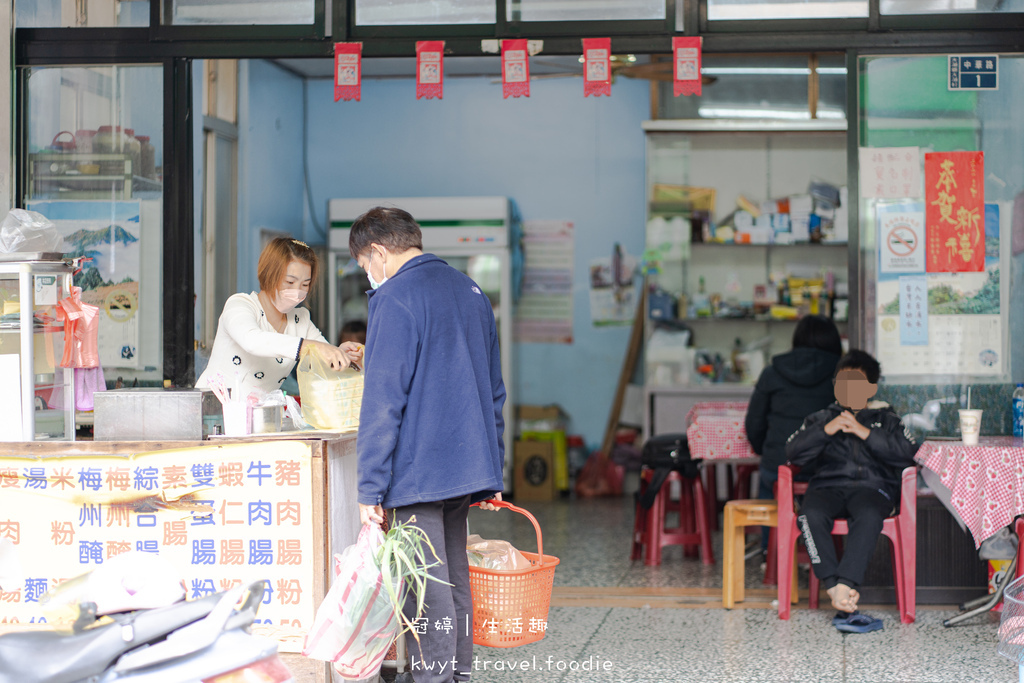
[{"left": 834, "top": 611, "right": 883, "bottom": 633}]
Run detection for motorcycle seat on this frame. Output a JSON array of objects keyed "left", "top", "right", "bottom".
[{"left": 0, "top": 592, "right": 221, "bottom": 683}]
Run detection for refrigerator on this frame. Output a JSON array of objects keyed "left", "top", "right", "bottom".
[{"left": 327, "top": 196, "right": 515, "bottom": 488}]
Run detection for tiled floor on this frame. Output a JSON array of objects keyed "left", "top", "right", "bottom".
[
  {"left": 294, "top": 494, "right": 1015, "bottom": 683},
  {"left": 411, "top": 495, "right": 1017, "bottom": 683}
]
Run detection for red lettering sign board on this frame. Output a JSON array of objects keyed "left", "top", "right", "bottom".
[{"left": 925, "top": 151, "right": 984, "bottom": 272}]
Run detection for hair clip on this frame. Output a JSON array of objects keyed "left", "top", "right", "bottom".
[{"left": 292, "top": 239, "right": 309, "bottom": 248}]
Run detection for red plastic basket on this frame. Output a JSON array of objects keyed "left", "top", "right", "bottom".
[{"left": 468, "top": 501, "right": 559, "bottom": 648}]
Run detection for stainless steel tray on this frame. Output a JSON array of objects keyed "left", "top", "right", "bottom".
[{"left": 0, "top": 252, "right": 68, "bottom": 263}]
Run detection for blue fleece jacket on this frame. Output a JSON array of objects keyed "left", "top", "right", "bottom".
[{"left": 356, "top": 254, "right": 506, "bottom": 509}]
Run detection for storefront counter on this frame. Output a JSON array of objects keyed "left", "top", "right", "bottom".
[{"left": 0, "top": 431, "right": 360, "bottom": 665}]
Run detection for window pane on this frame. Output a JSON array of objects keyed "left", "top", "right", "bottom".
[
  {"left": 857, "top": 54, "right": 1024, "bottom": 381},
  {"left": 882, "top": 0, "right": 1024, "bottom": 13},
  {"left": 23, "top": 65, "right": 164, "bottom": 385},
  {"left": 16, "top": 0, "right": 149, "bottom": 28},
  {"left": 508, "top": 0, "right": 665, "bottom": 21},
  {"left": 355, "top": 0, "right": 494, "bottom": 25},
  {"left": 170, "top": 0, "right": 314, "bottom": 25},
  {"left": 708, "top": 0, "right": 867, "bottom": 20},
  {"left": 657, "top": 54, "right": 847, "bottom": 121}
]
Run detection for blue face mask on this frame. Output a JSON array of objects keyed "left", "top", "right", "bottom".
[{"left": 367, "top": 250, "right": 388, "bottom": 290}]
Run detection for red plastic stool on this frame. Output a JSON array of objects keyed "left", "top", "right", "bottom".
[{"left": 631, "top": 468, "right": 715, "bottom": 566}]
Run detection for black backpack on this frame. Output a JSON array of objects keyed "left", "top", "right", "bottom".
[{"left": 638, "top": 433, "right": 701, "bottom": 509}]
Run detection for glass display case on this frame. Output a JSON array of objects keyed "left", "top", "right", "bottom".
[{"left": 0, "top": 254, "right": 76, "bottom": 441}]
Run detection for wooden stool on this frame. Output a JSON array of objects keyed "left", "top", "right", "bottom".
[{"left": 723, "top": 500, "right": 785, "bottom": 608}]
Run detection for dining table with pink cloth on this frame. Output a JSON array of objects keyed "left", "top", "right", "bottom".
[
  {"left": 685, "top": 401, "right": 759, "bottom": 462},
  {"left": 915, "top": 436, "right": 1024, "bottom": 548}
]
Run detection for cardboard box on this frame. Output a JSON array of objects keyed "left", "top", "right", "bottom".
[
  {"left": 520, "top": 430, "right": 568, "bottom": 492},
  {"left": 517, "top": 404, "right": 568, "bottom": 422},
  {"left": 513, "top": 440, "right": 556, "bottom": 502}
]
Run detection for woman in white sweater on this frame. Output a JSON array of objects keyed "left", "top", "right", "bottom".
[{"left": 196, "top": 238, "right": 360, "bottom": 397}]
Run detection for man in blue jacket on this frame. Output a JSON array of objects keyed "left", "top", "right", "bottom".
[{"left": 351, "top": 206, "right": 506, "bottom": 683}]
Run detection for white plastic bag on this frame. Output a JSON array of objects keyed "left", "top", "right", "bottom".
[
  {"left": 303, "top": 525, "right": 399, "bottom": 680},
  {"left": 466, "top": 534, "right": 531, "bottom": 571},
  {"left": 0, "top": 209, "right": 64, "bottom": 254},
  {"left": 296, "top": 346, "right": 363, "bottom": 431}
]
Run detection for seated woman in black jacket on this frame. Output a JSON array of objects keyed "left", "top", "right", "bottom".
[
  {"left": 745, "top": 315, "right": 843, "bottom": 551},
  {"left": 786, "top": 350, "right": 918, "bottom": 613}
]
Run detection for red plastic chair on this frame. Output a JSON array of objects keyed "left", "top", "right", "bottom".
[
  {"left": 776, "top": 464, "right": 917, "bottom": 623},
  {"left": 631, "top": 469, "right": 715, "bottom": 566}
]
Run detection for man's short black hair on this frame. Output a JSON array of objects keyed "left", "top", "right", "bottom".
[
  {"left": 835, "top": 349, "right": 881, "bottom": 384},
  {"left": 349, "top": 207, "right": 424, "bottom": 259}
]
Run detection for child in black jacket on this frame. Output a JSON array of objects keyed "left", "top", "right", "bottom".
[{"left": 785, "top": 350, "right": 918, "bottom": 613}]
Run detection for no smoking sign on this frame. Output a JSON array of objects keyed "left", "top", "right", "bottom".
[
  {"left": 878, "top": 207, "right": 925, "bottom": 273},
  {"left": 888, "top": 225, "right": 917, "bottom": 257}
]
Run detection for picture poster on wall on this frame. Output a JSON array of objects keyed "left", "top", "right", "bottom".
[
  {"left": 589, "top": 248, "right": 638, "bottom": 327},
  {"left": 27, "top": 200, "right": 141, "bottom": 368},
  {"left": 877, "top": 203, "right": 1005, "bottom": 377},
  {"left": 514, "top": 220, "right": 574, "bottom": 344},
  {"left": 925, "top": 151, "right": 985, "bottom": 273},
  {"left": 859, "top": 147, "right": 921, "bottom": 199}
]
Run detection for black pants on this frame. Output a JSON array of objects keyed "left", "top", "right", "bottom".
[
  {"left": 393, "top": 495, "right": 473, "bottom": 683},
  {"left": 797, "top": 485, "right": 893, "bottom": 591}
]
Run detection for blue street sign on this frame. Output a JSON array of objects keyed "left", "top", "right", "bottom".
[{"left": 949, "top": 55, "right": 998, "bottom": 90}]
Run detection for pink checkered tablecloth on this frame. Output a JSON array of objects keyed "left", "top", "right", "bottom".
[
  {"left": 916, "top": 437, "right": 1024, "bottom": 548},
  {"left": 685, "top": 401, "right": 759, "bottom": 462}
]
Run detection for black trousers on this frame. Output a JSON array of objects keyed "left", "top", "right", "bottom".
[
  {"left": 797, "top": 485, "right": 893, "bottom": 591},
  {"left": 393, "top": 495, "right": 473, "bottom": 683}
]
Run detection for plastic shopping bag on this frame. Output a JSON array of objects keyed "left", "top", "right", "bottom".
[
  {"left": 55, "top": 286, "right": 100, "bottom": 368},
  {"left": 466, "top": 534, "right": 532, "bottom": 571},
  {"left": 0, "top": 209, "right": 64, "bottom": 254},
  {"left": 303, "top": 525, "right": 400, "bottom": 680},
  {"left": 296, "top": 345, "right": 363, "bottom": 431}
]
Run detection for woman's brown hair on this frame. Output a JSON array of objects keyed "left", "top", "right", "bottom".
[{"left": 257, "top": 238, "right": 320, "bottom": 299}]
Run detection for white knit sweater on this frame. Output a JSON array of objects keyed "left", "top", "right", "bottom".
[{"left": 195, "top": 292, "right": 328, "bottom": 397}]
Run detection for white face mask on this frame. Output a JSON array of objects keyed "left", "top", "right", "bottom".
[
  {"left": 274, "top": 288, "right": 307, "bottom": 313},
  {"left": 367, "top": 250, "right": 388, "bottom": 290}
]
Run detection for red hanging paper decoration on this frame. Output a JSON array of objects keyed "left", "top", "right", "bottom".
[
  {"left": 582, "top": 38, "right": 612, "bottom": 97},
  {"left": 334, "top": 42, "right": 362, "bottom": 102},
  {"left": 672, "top": 37, "right": 702, "bottom": 97},
  {"left": 501, "top": 39, "right": 530, "bottom": 99},
  {"left": 925, "top": 151, "right": 985, "bottom": 273},
  {"left": 416, "top": 41, "right": 444, "bottom": 100}
]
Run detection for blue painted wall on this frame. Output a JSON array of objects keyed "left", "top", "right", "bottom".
[
  {"left": 300, "top": 74, "right": 651, "bottom": 447},
  {"left": 237, "top": 60, "right": 308, "bottom": 294}
]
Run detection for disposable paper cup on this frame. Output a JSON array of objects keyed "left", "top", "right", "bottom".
[
  {"left": 959, "top": 409, "right": 983, "bottom": 447},
  {"left": 223, "top": 401, "right": 251, "bottom": 437}
]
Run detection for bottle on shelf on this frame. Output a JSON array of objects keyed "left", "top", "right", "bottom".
[
  {"left": 137, "top": 135, "right": 156, "bottom": 179},
  {"left": 1013, "top": 384, "right": 1024, "bottom": 438},
  {"left": 124, "top": 128, "right": 143, "bottom": 177},
  {"left": 694, "top": 276, "right": 711, "bottom": 318}
]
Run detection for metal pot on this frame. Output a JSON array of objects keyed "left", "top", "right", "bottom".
[{"left": 251, "top": 405, "right": 283, "bottom": 434}]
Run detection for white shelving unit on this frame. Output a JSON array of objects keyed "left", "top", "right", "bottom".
[{"left": 642, "top": 119, "right": 850, "bottom": 438}]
